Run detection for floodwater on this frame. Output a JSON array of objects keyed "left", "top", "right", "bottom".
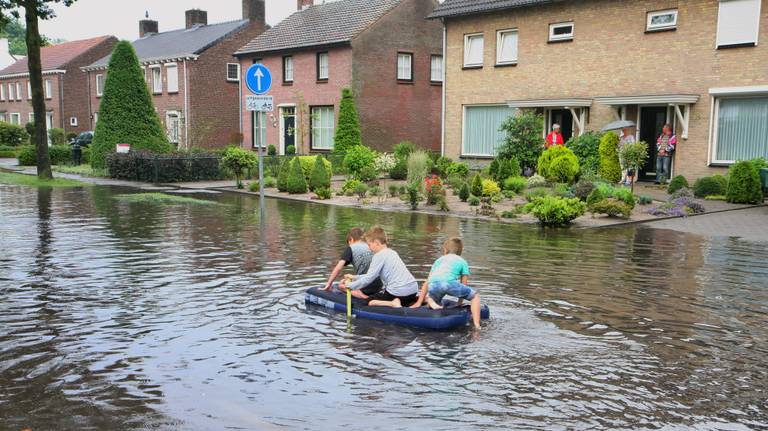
[{"left": 0, "top": 184, "right": 766, "bottom": 430}]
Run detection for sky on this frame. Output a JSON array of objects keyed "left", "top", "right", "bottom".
[{"left": 36, "top": 0, "right": 304, "bottom": 42}]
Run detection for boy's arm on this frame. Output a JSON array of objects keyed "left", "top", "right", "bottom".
[
  {"left": 324, "top": 260, "right": 346, "bottom": 290},
  {"left": 410, "top": 275, "right": 432, "bottom": 308},
  {"left": 460, "top": 275, "right": 469, "bottom": 286},
  {"left": 347, "top": 253, "right": 384, "bottom": 290}
]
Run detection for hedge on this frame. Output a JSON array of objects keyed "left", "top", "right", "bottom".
[
  {"left": 17, "top": 144, "right": 73, "bottom": 166},
  {"left": 726, "top": 161, "right": 763, "bottom": 204},
  {"left": 693, "top": 175, "right": 728, "bottom": 198},
  {"left": 106, "top": 151, "right": 223, "bottom": 183},
  {"left": 0, "top": 122, "right": 29, "bottom": 146},
  {"left": 598, "top": 133, "right": 621, "bottom": 183}
]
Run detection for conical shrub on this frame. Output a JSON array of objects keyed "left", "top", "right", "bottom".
[
  {"left": 333, "top": 88, "right": 361, "bottom": 153},
  {"left": 286, "top": 157, "right": 308, "bottom": 194},
  {"left": 277, "top": 159, "right": 290, "bottom": 192},
  {"left": 471, "top": 173, "right": 483, "bottom": 197},
  {"left": 309, "top": 155, "right": 331, "bottom": 191}
]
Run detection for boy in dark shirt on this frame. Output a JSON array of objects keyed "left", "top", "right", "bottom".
[{"left": 323, "top": 227, "right": 382, "bottom": 299}]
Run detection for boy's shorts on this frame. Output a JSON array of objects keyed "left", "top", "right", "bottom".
[
  {"left": 428, "top": 281, "right": 476, "bottom": 303},
  {"left": 367, "top": 290, "right": 418, "bottom": 307}
]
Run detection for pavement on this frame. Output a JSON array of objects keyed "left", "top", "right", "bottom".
[{"left": 644, "top": 205, "right": 768, "bottom": 242}]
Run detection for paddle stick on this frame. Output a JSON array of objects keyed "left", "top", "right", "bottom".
[{"left": 346, "top": 288, "right": 352, "bottom": 318}]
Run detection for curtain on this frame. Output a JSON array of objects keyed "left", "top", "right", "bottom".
[
  {"left": 716, "top": 97, "right": 768, "bottom": 162},
  {"left": 312, "top": 107, "right": 335, "bottom": 150},
  {"left": 463, "top": 105, "right": 514, "bottom": 156}
]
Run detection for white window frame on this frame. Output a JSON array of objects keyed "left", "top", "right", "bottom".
[
  {"left": 317, "top": 52, "right": 329, "bottom": 80},
  {"left": 28, "top": 112, "right": 34, "bottom": 123},
  {"left": 10, "top": 113, "right": 20, "bottom": 125},
  {"left": 95, "top": 74, "right": 105, "bottom": 97},
  {"left": 716, "top": 0, "right": 761, "bottom": 48},
  {"left": 0, "top": 113, "right": 6, "bottom": 122},
  {"left": 166, "top": 110, "right": 181, "bottom": 144},
  {"left": 430, "top": 55, "right": 443, "bottom": 83},
  {"left": 646, "top": 9, "right": 678, "bottom": 32},
  {"left": 252, "top": 111, "right": 267, "bottom": 149},
  {"left": 0, "top": 84, "right": 5, "bottom": 101},
  {"left": 496, "top": 29, "right": 519, "bottom": 65},
  {"left": 226, "top": 63, "right": 240, "bottom": 82},
  {"left": 310, "top": 106, "right": 335, "bottom": 150},
  {"left": 283, "top": 56, "right": 294, "bottom": 83},
  {"left": 7, "top": 83, "right": 13, "bottom": 101},
  {"left": 397, "top": 52, "right": 413, "bottom": 81},
  {"left": 16, "top": 82, "right": 22, "bottom": 101},
  {"left": 549, "top": 22, "right": 574, "bottom": 42},
  {"left": 150, "top": 65, "right": 162, "bottom": 94},
  {"left": 165, "top": 63, "right": 179, "bottom": 94},
  {"left": 70, "top": 117, "right": 78, "bottom": 127},
  {"left": 708, "top": 87, "right": 768, "bottom": 164},
  {"left": 464, "top": 33, "right": 484, "bottom": 68},
  {"left": 461, "top": 104, "right": 513, "bottom": 157},
  {"left": 44, "top": 80, "right": 52, "bottom": 99},
  {"left": 26, "top": 81, "right": 31, "bottom": 100},
  {"left": 93, "top": 111, "right": 98, "bottom": 126}
]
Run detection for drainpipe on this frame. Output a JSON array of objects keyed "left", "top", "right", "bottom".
[
  {"left": 440, "top": 20, "right": 446, "bottom": 157},
  {"left": 58, "top": 73, "right": 64, "bottom": 130},
  {"left": 86, "top": 70, "right": 92, "bottom": 129},
  {"left": 183, "top": 59, "right": 190, "bottom": 149},
  {"left": 238, "top": 60, "right": 243, "bottom": 148}
]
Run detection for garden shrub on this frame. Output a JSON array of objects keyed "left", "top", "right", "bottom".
[
  {"left": 747, "top": 157, "right": 768, "bottom": 173},
  {"left": 286, "top": 145, "right": 296, "bottom": 155},
  {"left": 48, "top": 128, "right": 67, "bottom": 146},
  {"left": 309, "top": 155, "right": 332, "bottom": 191},
  {"left": 618, "top": 141, "right": 649, "bottom": 189},
  {"left": 470, "top": 173, "right": 483, "bottom": 197},
  {"left": 286, "top": 157, "right": 308, "bottom": 194},
  {"left": 446, "top": 162, "right": 469, "bottom": 178},
  {"left": 406, "top": 182, "right": 420, "bottom": 210},
  {"left": 503, "top": 176, "right": 527, "bottom": 194},
  {"left": 459, "top": 182, "right": 470, "bottom": 202},
  {"left": 498, "top": 110, "right": 545, "bottom": 170},
  {"left": 667, "top": 175, "right": 689, "bottom": 194},
  {"left": 445, "top": 173, "right": 465, "bottom": 191},
  {"left": 343, "top": 145, "right": 377, "bottom": 181},
  {"left": 314, "top": 187, "right": 332, "bottom": 200},
  {"left": 298, "top": 156, "right": 332, "bottom": 181},
  {"left": 586, "top": 185, "right": 611, "bottom": 207},
  {"left": 590, "top": 198, "right": 632, "bottom": 218},
  {"left": 481, "top": 179, "right": 501, "bottom": 197},
  {"left": 106, "top": 151, "right": 222, "bottom": 182},
  {"left": 393, "top": 141, "right": 416, "bottom": 160},
  {"left": 527, "top": 174, "right": 546, "bottom": 188},
  {"left": 25, "top": 122, "right": 36, "bottom": 142},
  {"left": 553, "top": 183, "right": 575, "bottom": 199},
  {"left": 91, "top": 41, "right": 171, "bottom": 168},
  {"left": 573, "top": 180, "right": 594, "bottom": 201},
  {"left": 490, "top": 157, "right": 521, "bottom": 182},
  {"left": 277, "top": 160, "right": 291, "bottom": 192},
  {"left": 467, "top": 195, "right": 480, "bottom": 206},
  {"left": 388, "top": 184, "right": 398, "bottom": 197},
  {"left": 538, "top": 145, "right": 580, "bottom": 183},
  {"left": 598, "top": 133, "right": 621, "bottom": 183},
  {"left": 267, "top": 145, "right": 277, "bottom": 156},
  {"left": 525, "top": 187, "right": 551, "bottom": 202},
  {"left": 66, "top": 132, "right": 77, "bottom": 142},
  {"left": 17, "top": 144, "right": 71, "bottom": 166},
  {"left": 638, "top": 195, "right": 654, "bottom": 205},
  {"left": 407, "top": 151, "right": 431, "bottom": 185},
  {"left": 436, "top": 195, "right": 450, "bottom": 212},
  {"left": 354, "top": 182, "right": 368, "bottom": 199},
  {"left": 374, "top": 153, "right": 397, "bottom": 173},
  {"left": 566, "top": 131, "right": 602, "bottom": 175},
  {"left": 435, "top": 156, "right": 454, "bottom": 177},
  {"left": 369, "top": 185, "right": 381, "bottom": 197},
  {"left": 612, "top": 188, "right": 636, "bottom": 209},
  {"left": 693, "top": 175, "right": 728, "bottom": 198},
  {"left": 263, "top": 176, "right": 277, "bottom": 188},
  {"left": 334, "top": 88, "right": 362, "bottom": 153},
  {"left": 341, "top": 179, "right": 363, "bottom": 195},
  {"left": 0, "top": 145, "right": 20, "bottom": 158},
  {"left": 671, "top": 187, "right": 693, "bottom": 200},
  {"left": 424, "top": 175, "right": 445, "bottom": 205},
  {"left": 524, "top": 196, "right": 587, "bottom": 227},
  {"left": 389, "top": 158, "right": 407, "bottom": 180},
  {"left": 221, "top": 147, "right": 258, "bottom": 188},
  {"left": 0, "top": 122, "right": 29, "bottom": 146},
  {"left": 500, "top": 210, "right": 517, "bottom": 219},
  {"left": 17, "top": 145, "right": 35, "bottom": 165},
  {"left": 726, "top": 161, "right": 763, "bottom": 204}
]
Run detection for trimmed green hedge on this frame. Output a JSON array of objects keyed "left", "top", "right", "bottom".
[
  {"left": 726, "top": 161, "right": 763, "bottom": 204},
  {"left": 107, "top": 151, "right": 223, "bottom": 183},
  {"left": 0, "top": 122, "right": 29, "bottom": 146},
  {"left": 17, "top": 145, "right": 74, "bottom": 166}
]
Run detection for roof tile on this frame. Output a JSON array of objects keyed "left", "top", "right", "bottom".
[
  {"left": 428, "top": 0, "right": 562, "bottom": 19},
  {"left": 0, "top": 35, "right": 114, "bottom": 76}
]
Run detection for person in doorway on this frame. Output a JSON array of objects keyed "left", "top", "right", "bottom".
[
  {"left": 323, "top": 227, "right": 382, "bottom": 299},
  {"left": 545, "top": 124, "right": 565, "bottom": 149},
  {"left": 655, "top": 123, "right": 677, "bottom": 184},
  {"left": 619, "top": 127, "right": 636, "bottom": 186}
]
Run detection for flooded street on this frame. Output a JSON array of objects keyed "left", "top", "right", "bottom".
[{"left": 1, "top": 184, "right": 766, "bottom": 430}]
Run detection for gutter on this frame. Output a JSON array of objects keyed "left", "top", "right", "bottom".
[
  {"left": 0, "top": 69, "right": 66, "bottom": 79},
  {"left": 440, "top": 20, "right": 446, "bottom": 157},
  {"left": 183, "top": 59, "right": 190, "bottom": 149}
]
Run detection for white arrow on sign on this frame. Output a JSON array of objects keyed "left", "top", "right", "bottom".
[{"left": 254, "top": 68, "right": 264, "bottom": 92}]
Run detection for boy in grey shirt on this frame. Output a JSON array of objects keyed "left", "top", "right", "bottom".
[
  {"left": 323, "top": 227, "right": 382, "bottom": 299},
  {"left": 340, "top": 226, "right": 419, "bottom": 308}
]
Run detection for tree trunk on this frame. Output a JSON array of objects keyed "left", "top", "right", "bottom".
[{"left": 24, "top": 1, "right": 52, "bottom": 180}]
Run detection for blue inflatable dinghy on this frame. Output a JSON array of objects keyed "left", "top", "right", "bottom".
[{"left": 305, "top": 286, "right": 489, "bottom": 330}]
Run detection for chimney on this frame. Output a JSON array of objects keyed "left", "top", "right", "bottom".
[
  {"left": 297, "top": 0, "right": 313, "bottom": 10},
  {"left": 139, "top": 15, "right": 158, "bottom": 38},
  {"left": 185, "top": 9, "right": 208, "bottom": 29},
  {"left": 243, "top": 0, "right": 266, "bottom": 27}
]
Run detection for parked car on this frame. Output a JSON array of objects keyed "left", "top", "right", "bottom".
[{"left": 69, "top": 131, "right": 93, "bottom": 147}]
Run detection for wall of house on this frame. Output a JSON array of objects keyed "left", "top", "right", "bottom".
[
  {"left": 189, "top": 20, "right": 266, "bottom": 149},
  {"left": 351, "top": 0, "right": 442, "bottom": 152},
  {"left": 62, "top": 37, "right": 117, "bottom": 134},
  {"left": 0, "top": 74, "right": 62, "bottom": 131},
  {"left": 239, "top": 46, "right": 353, "bottom": 154},
  {"left": 443, "top": 0, "right": 768, "bottom": 180}
]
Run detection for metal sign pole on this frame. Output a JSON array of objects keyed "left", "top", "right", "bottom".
[{"left": 257, "top": 112, "right": 265, "bottom": 218}]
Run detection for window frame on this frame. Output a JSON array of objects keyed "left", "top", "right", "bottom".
[
  {"left": 7, "top": 83, "right": 13, "bottom": 101},
  {"left": 28, "top": 112, "right": 34, "bottom": 123},
  {"left": 463, "top": 33, "right": 484, "bottom": 68},
  {"left": 166, "top": 110, "right": 181, "bottom": 145},
  {"left": 10, "top": 113, "right": 19, "bottom": 125},
  {"left": 646, "top": 9, "right": 678, "bottom": 32},
  {"left": 396, "top": 52, "right": 414, "bottom": 82},
  {"left": 252, "top": 111, "right": 267, "bottom": 149},
  {"left": 165, "top": 63, "right": 179, "bottom": 94},
  {"left": 496, "top": 29, "right": 519, "bottom": 65},
  {"left": 0, "top": 113, "right": 6, "bottom": 122},
  {"left": 44, "top": 79, "right": 52, "bottom": 99},
  {"left": 95, "top": 74, "right": 105, "bottom": 97},
  {"left": 710, "top": 94, "right": 768, "bottom": 164},
  {"left": 461, "top": 104, "right": 514, "bottom": 157},
  {"left": 26, "top": 81, "right": 31, "bottom": 100},
  {"left": 310, "top": 105, "right": 335, "bottom": 151},
  {"left": 16, "top": 82, "right": 21, "bottom": 101},
  {"left": 316, "top": 52, "right": 329, "bottom": 81},
  {"left": 430, "top": 54, "right": 443, "bottom": 84},
  {"left": 0, "top": 84, "right": 5, "bottom": 101},
  {"left": 716, "top": 0, "right": 761, "bottom": 48},
  {"left": 548, "top": 22, "right": 574, "bottom": 42},
  {"left": 226, "top": 63, "right": 240, "bottom": 82},
  {"left": 70, "top": 117, "right": 78, "bottom": 127},
  {"left": 283, "top": 55, "right": 294, "bottom": 84},
  {"left": 150, "top": 65, "right": 162, "bottom": 94}
]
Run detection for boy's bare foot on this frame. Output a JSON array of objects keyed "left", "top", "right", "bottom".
[
  {"left": 426, "top": 297, "right": 443, "bottom": 310},
  {"left": 392, "top": 298, "right": 402, "bottom": 308}
]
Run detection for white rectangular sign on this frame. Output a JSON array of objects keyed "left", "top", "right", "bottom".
[
  {"left": 116, "top": 144, "right": 130, "bottom": 153},
  {"left": 246, "top": 95, "right": 274, "bottom": 112}
]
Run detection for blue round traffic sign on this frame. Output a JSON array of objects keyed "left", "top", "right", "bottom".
[{"left": 245, "top": 64, "right": 272, "bottom": 95}]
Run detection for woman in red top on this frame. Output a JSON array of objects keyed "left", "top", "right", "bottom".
[{"left": 545, "top": 124, "right": 564, "bottom": 149}]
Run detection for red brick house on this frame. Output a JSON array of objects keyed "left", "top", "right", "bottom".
[
  {"left": 234, "top": 0, "right": 442, "bottom": 155},
  {"left": 82, "top": 0, "right": 267, "bottom": 149},
  {"left": 0, "top": 36, "right": 116, "bottom": 134}
]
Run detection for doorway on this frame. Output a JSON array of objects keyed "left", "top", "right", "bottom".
[
  {"left": 638, "top": 106, "right": 667, "bottom": 182},
  {"left": 280, "top": 106, "right": 296, "bottom": 155},
  {"left": 549, "top": 109, "right": 574, "bottom": 143}
]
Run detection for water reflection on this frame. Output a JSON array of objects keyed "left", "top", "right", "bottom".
[{"left": 0, "top": 185, "right": 766, "bottom": 430}]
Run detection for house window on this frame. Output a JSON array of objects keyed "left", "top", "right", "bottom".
[
  {"left": 317, "top": 52, "right": 329, "bottom": 81},
  {"left": 464, "top": 33, "right": 484, "bottom": 67},
  {"left": 646, "top": 9, "right": 678, "bottom": 32},
  {"left": 0, "top": 84, "right": 5, "bottom": 101},
  {"left": 549, "top": 22, "right": 574, "bottom": 42},
  {"left": 430, "top": 55, "right": 443, "bottom": 83},
  {"left": 28, "top": 112, "right": 34, "bottom": 123},
  {"left": 44, "top": 80, "right": 52, "bottom": 99},
  {"left": 252, "top": 111, "right": 267, "bottom": 148},
  {"left": 70, "top": 117, "right": 78, "bottom": 127},
  {"left": 226, "top": 63, "right": 240, "bottom": 81},
  {"left": 45, "top": 112, "right": 53, "bottom": 131},
  {"left": 10, "top": 113, "right": 20, "bottom": 125},
  {"left": 166, "top": 111, "right": 180, "bottom": 145},
  {"left": 310, "top": 106, "right": 335, "bottom": 150},
  {"left": 16, "top": 82, "right": 21, "bottom": 100},
  {"left": 397, "top": 52, "right": 413, "bottom": 81},
  {"left": 713, "top": 96, "right": 768, "bottom": 163},
  {"left": 462, "top": 105, "right": 514, "bottom": 156},
  {"left": 0, "top": 113, "right": 6, "bottom": 122},
  {"left": 93, "top": 112, "right": 99, "bottom": 125},
  {"left": 151, "top": 66, "right": 162, "bottom": 94},
  {"left": 7, "top": 83, "right": 13, "bottom": 101},
  {"left": 141, "top": 66, "right": 148, "bottom": 83},
  {"left": 26, "top": 81, "right": 31, "bottom": 100},
  {"left": 166, "top": 64, "right": 179, "bottom": 93},
  {"left": 95, "top": 74, "right": 104, "bottom": 97},
  {"left": 717, "top": 0, "right": 761, "bottom": 48},
  {"left": 496, "top": 29, "right": 518, "bottom": 64},
  {"left": 283, "top": 56, "right": 294, "bottom": 83}
]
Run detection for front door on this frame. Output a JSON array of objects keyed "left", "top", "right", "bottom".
[
  {"left": 639, "top": 106, "right": 667, "bottom": 181},
  {"left": 281, "top": 107, "right": 296, "bottom": 154},
  {"left": 550, "top": 109, "right": 574, "bottom": 143}
]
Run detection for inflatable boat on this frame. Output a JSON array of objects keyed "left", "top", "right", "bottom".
[{"left": 305, "top": 286, "right": 490, "bottom": 330}]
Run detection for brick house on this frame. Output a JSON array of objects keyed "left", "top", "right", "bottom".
[
  {"left": 0, "top": 36, "right": 117, "bottom": 134},
  {"left": 429, "top": 0, "right": 768, "bottom": 180},
  {"left": 82, "top": 0, "right": 267, "bottom": 149},
  {"left": 234, "top": 0, "right": 442, "bottom": 155}
]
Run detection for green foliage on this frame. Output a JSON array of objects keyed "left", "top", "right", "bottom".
[
  {"left": 353, "top": 182, "right": 368, "bottom": 199},
  {"left": 388, "top": 183, "right": 398, "bottom": 197},
  {"left": 277, "top": 160, "right": 291, "bottom": 192},
  {"left": 263, "top": 176, "right": 277, "bottom": 188},
  {"left": 572, "top": 180, "right": 595, "bottom": 201},
  {"left": 467, "top": 195, "right": 480, "bottom": 206},
  {"left": 524, "top": 196, "right": 587, "bottom": 226},
  {"left": 406, "top": 182, "right": 420, "bottom": 210},
  {"left": 48, "top": 128, "right": 66, "bottom": 146},
  {"left": 590, "top": 198, "right": 632, "bottom": 218},
  {"left": 704, "top": 195, "right": 726, "bottom": 201},
  {"left": 527, "top": 174, "right": 547, "bottom": 188},
  {"left": 525, "top": 187, "right": 551, "bottom": 202},
  {"left": 0, "top": 145, "right": 21, "bottom": 158},
  {"left": 566, "top": 131, "right": 602, "bottom": 175},
  {"left": 611, "top": 188, "right": 636, "bottom": 209},
  {"left": 538, "top": 145, "right": 580, "bottom": 184},
  {"left": 553, "top": 183, "right": 575, "bottom": 199},
  {"left": 17, "top": 144, "right": 71, "bottom": 166},
  {"left": 0, "top": 122, "right": 29, "bottom": 146},
  {"left": 221, "top": 147, "right": 258, "bottom": 188},
  {"left": 393, "top": 141, "right": 416, "bottom": 160},
  {"left": 446, "top": 162, "right": 469, "bottom": 178},
  {"left": 114, "top": 192, "right": 221, "bottom": 206},
  {"left": 309, "top": 155, "right": 332, "bottom": 191},
  {"left": 314, "top": 186, "right": 332, "bottom": 200},
  {"left": 490, "top": 157, "right": 521, "bottom": 182},
  {"left": 25, "top": 122, "right": 36, "bottom": 141},
  {"left": 481, "top": 179, "right": 501, "bottom": 196},
  {"left": 0, "top": 171, "right": 87, "bottom": 188},
  {"left": 436, "top": 194, "right": 450, "bottom": 212},
  {"left": 748, "top": 157, "right": 768, "bottom": 172},
  {"left": 91, "top": 41, "right": 171, "bottom": 168},
  {"left": 586, "top": 184, "right": 612, "bottom": 207},
  {"left": 286, "top": 145, "right": 296, "bottom": 155},
  {"left": 66, "top": 132, "right": 78, "bottom": 141},
  {"left": 267, "top": 145, "right": 277, "bottom": 156},
  {"left": 638, "top": 195, "right": 654, "bottom": 205},
  {"left": 459, "top": 182, "right": 470, "bottom": 202},
  {"left": 726, "top": 161, "right": 763, "bottom": 204},
  {"left": 667, "top": 175, "right": 689, "bottom": 194},
  {"left": 470, "top": 173, "right": 483, "bottom": 197},
  {"left": 406, "top": 151, "right": 431, "bottom": 185},
  {"left": 500, "top": 210, "right": 517, "bottom": 219},
  {"left": 693, "top": 175, "right": 728, "bottom": 198},
  {"left": 0, "top": 16, "right": 63, "bottom": 57},
  {"left": 369, "top": 185, "right": 381, "bottom": 197},
  {"left": 333, "top": 88, "right": 362, "bottom": 153},
  {"left": 435, "top": 156, "right": 454, "bottom": 177},
  {"left": 503, "top": 176, "right": 527, "bottom": 194},
  {"left": 618, "top": 141, "right": 649, "bottom": 178},
  {"left": 343, "top": 145, "right": 377, "bottom": 181},
  {"left": 106, "top": 151, "right": 222, "bottom": 182},
  {"left": 286, "top": 157, "right": 308, "bottom": 194},
  {"left": 341, "top": 179, "right": 363, "bottom": 195},
  {"left": 389, "top": 158, "right": 407, "bottom": 180},
  {"left": 498, "top": 110, "right": 545, "bottom": 169},
  {"left": 598, "top": 133, "right": 621, "bottom": 183},
  {"left": 17, "top": 145, "right": 36, "bottom": 165}
]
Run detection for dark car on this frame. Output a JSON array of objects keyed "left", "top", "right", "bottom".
[{"left": 70, "top": 131, "right": 93, "bottom": 147}]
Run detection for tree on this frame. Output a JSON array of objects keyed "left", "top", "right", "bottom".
[
  {"left": 618, "top": 141, "right": 649, "bottom": 193},
  {"left": 309, "top": 155, "right": 330, "bottom": 191},
  {"left": 0, "top": 0, "right": 77, "bottom": 179},
  {"left": 0, "top": 16, "right": 57, "bottom": 55},
  {"left": 333, "top": 88, "right": 361, "bottom": 153},
  {"left": 498, "top": 110, "right": 545, "bottom": 172},
  {"left": 90, "top": 41, "right": 171, "bottom": 168},
  {"left": 598, "top": 132, "right": 621, "bottom": 183},
  {"left": 221, "top": 146, "right": 257, "bottom": 189}
]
